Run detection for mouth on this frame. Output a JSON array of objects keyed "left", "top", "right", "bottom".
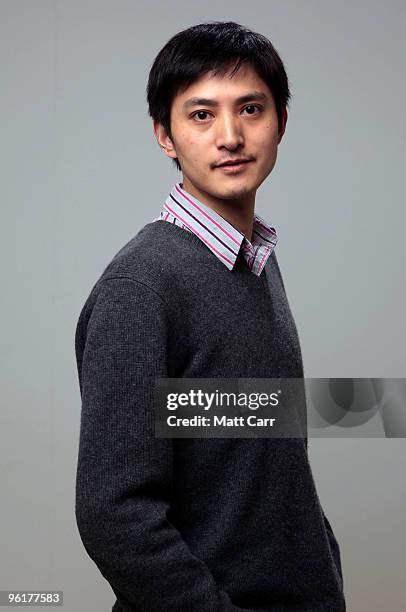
[{"left": 214, "top": 160, "right": 253, "bottom": 173}]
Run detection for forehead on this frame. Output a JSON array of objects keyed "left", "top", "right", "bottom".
[{"left": 173, "top": 62, "right": 274, "bottom": 107}]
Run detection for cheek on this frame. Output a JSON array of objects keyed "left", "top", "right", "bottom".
[
  {"left": 257, "top": 122, "right": 279, "bottom": 143},
  {"left": 177, "top": 130, "right": 203, "bottom": 150},
  {"left": 181, "top": 137, "right": 211, "bottom": 166},
  {"left": 253, "top": 125, "right": 279, "bottom": 157}
]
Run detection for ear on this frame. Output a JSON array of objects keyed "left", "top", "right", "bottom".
[
  {"left": 153, "top": 121, "right": 178, "bottom": 160},
  {"left": 277, "top": 107, "right": 288, "bottom": 144}
]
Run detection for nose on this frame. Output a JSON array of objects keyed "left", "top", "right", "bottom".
[{"left": 215, "top": 113, "right": 244, "bottom": 150}]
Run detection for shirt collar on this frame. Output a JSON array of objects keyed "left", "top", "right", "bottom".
[{"left": 163, "top": 182, "right": 278, "bottom": 275}]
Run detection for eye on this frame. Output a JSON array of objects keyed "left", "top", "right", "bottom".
[
  {"left": 242, "top": 104, "right": 262, "bottom": 115},
  {"left": 190, "top": 105, "right": 263, "bottom": 122},
  {"left": 191, "top": 110, "right": 211, "bottom": 122}
]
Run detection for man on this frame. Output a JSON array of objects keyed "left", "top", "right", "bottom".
[{"left": 75, "top": 21, "right": 346, "bottom": 611}]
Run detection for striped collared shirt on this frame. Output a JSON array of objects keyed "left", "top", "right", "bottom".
[{"left": 152, "top": 182, "right": 278, "bottom": 276}]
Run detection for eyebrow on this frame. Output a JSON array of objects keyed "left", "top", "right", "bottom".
[{"left": 182, "top": 90, "right": 268, "bottom": 110}]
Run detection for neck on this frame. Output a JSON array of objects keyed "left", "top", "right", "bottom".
[{"left": 181, "top": 179, "right": 256, "bottom": 242}]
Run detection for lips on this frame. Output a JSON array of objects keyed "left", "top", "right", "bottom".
[
  {"left": 216, "top": 159, "right": 251, "bottom": 167},
  {"left": 214, "top": 159, "right": 253, "bottom": 174}
]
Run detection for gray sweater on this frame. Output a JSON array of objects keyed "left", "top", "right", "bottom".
[{"left": 75, "top": 220, "right": 346, "bottom": 611}]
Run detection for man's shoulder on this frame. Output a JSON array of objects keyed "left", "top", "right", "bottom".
[
  {"left": 94, "top": 221, "right": 185, "bottom": 296},
  {"left": 76, "top": 222, "right": 179, "bottom": 331}
]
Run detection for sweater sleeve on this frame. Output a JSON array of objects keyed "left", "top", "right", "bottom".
[
  {"left": 322, "top": 511, "right": 344, "bottom": 586},
  {"left": 74, "top": 277, "right": 248, "bottom": 612}
]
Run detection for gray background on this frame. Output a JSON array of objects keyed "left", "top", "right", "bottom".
[{"left": 1, "top": 1, "right": 405, "bottom": 610}]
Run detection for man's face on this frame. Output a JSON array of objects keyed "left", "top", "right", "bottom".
[{"left": 154, "top": 61, "right": 287, "bottom": 210}]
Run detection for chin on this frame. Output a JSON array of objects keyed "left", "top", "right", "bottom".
[
  {"left": 217, "top": 179, "right": 256, "bottom": 196},
  {"left": 215, "top": 188, "right": 253, "bottom": 202}
]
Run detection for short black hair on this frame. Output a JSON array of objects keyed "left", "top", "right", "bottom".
[{"left": 146, "top": 21, "right": 292, "bottom": 172}]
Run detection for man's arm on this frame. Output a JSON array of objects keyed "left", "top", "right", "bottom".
[
  {"left": 322, "top": 510, "right": 344, "bottom": 587},
  {"left": 74, "top": 277, "right": 248, "bottom": 611}
]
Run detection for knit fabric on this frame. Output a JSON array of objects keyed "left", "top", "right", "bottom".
[{"left": 75, "top": 220, "right": 346, "bottom": 611}]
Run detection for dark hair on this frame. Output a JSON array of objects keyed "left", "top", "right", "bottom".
[{"left": 146, "top": 21, "right": 292, "bottom": 172}]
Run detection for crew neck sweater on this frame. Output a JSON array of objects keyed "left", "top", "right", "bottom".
[{"left": 75, "top": 220, "right": 346, "bottom": 612}]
